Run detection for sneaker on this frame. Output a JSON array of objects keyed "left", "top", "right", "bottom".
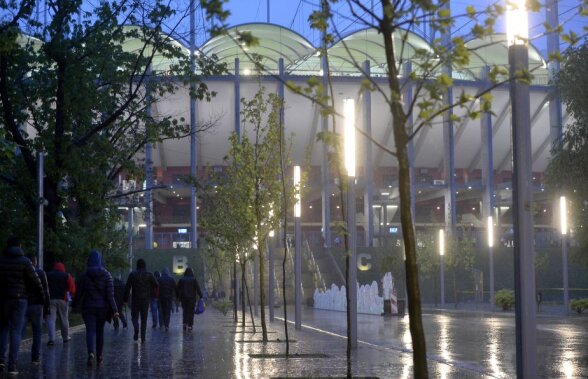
[
  {"left": 63, "top": 337, "right": 71, "bottom": 343},
  {"left": 87, "top": 353, "right": 95, "bottom": 367},
  {"left": 187, "top": 326, "right": 192, "bottom": 332},
  {"left": 0, "top": 361, "right": 5, "bottom": 370},
  {"left": 97, "top": 356, "right": 103, "bottom": 365},
  {"left": 32, "top": 358, "right": 41, "bottom": 365},
  {"left": 7, "top": 364, "right": 18, "bottom": 376},
  {"left": 47, "top": 340, "right": 55, "bottom": 346},
  {"left": 164, "top": 326, "right": 169, "bottom": 332},
  {"left": 133, "top": 331, "right": 139, "bottom": 341}
]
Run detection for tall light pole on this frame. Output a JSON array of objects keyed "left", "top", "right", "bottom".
[
  {"left": 508, "top": 1, "right": 537, "bottom": 377},
  {"left": 37, "top": 152, "right": 44, "bottom": 269},
  {"left": 344, "top": 98, "right": 358, "bottom": 348},
  {"left": 560, "top": 196, "right": 568, "bottom": 313},
  {"left": 439, "top": 229, "right": 445, "bottom": 306},
  {"left": 294, "top": 165, "right": 302, "bottom": 330},
  {"left": 488, "top": 216, "right": 494, "bottom": 309}
]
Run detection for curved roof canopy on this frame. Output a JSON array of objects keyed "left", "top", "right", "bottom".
[
  {"left": 120, "top": 26, "right": 189, "bottom": 74},
  {"left": 463, "top": 34, "right": 548, "bottom": 84},
  {"left": 200, "top": 23, "right": 315, "bottom": 74},
  {"left": 328, "top": 28, "right": 433, "bottom": 77}
]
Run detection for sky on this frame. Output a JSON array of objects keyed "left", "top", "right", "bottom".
[{"left": 196, "top": 0, "right": 588, "bottom": 55}]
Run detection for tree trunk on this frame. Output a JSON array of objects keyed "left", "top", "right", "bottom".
[
  {"left": 259, "top": 241, "right": 268, "bottom": 341},
  {"left": 380, "top": 2, "right": 429, "bottom": 375}
]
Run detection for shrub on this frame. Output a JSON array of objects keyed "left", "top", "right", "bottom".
[
  {"left": 210, "top": 299, "right": 233, "bottom": 316},
  {"left": 570, "top": 299, "right": 588, "bottom": 314},
  {"left": 495, "top": 289, "right": 515, "bottom": 311}
]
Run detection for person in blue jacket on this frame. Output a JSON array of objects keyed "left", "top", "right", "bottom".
[{"left": 72, "top": 250, "right": 118, "bottom": 367}]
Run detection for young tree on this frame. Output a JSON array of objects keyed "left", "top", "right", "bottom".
[{"left": 0, "top": 0, "right": 223, "bottom": 266}]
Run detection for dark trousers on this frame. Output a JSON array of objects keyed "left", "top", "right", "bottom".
[
  {"left": 149, "top": 299, "right": 158, "bottom": 327},
  {"left": 159, "top": 298, "right": 172, "bottom": 328},
  {"left": 181, "top": 299, "right": 196, "bottom": 327},
  {"left": 22, "top": 304, "right": 43, "bottom": 361},
  {"left": 0, "top": 299, "right": 28, "bottom": 366},
  {"left": 82, "top": 308, "right": 107, "bottom": 357},
  {"left": 131, "top": 299, "right": 149, "bottom": 340}
]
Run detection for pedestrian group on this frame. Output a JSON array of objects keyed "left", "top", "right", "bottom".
[{"left": 0, "top": 237, "right": 203, "bottom": 375}]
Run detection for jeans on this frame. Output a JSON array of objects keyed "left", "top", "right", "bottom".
[
  {"left": 149, "top": 299, "right": 159, "bottom": 327},
  {"left": 47, "top": 299, "right": 69, "bottom": 342},
  {"left": 181, "top": 299, "right": 196, "bottom": 327},
  {"left": 159, "top": 298, "right": 172, "bottom": 328},
  {"left": 131, "top": 299, "right": 149, "bottom": 341},
  {"left": 22, "top": 304, "right": 43, "bottom": 361},
  {"left": 0, "top": 299, "right": 28, "bottom": 366},
  {"left": 82, "top": 308, "right": 107, "bottom": 357}
]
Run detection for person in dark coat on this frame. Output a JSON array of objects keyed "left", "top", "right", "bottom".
[
  {"left": 158, "top": 268, "right": 176, "bottom": 331},
  {"left": 0, "top": 237, "right": 45, "bottom": 376},
  {"left": 175, "top": 267, "right": 202, "bottom": 331},
  {"left": 112, "top": 274, "right": 128, "bottom": 330},
  {"left": 124, "top": 259, "right": 158, "bottom": 343},
  {"left": 72, "top": 250, "right": 118, "bottom": 367},
  {"left": 22, "top": 254, "right": 50, "bottom": 365}
]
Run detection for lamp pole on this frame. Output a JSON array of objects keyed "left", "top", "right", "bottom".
[
  {"left": 37, "top": 152, "right": 44, "bottom": 269},
  {"left": 560, "top": 196, "right": 568, "bottom": 314},
  {"left": 344, "top": 98, "right": 357, "bottom": 348},
  {"left": 488, "top": 216, "right": 494, "bottom": 309},
  {"left": 508, "top": 1, "right": 537, "bottom": 377},
  {"left": 439, "top": 229, "right": 445, "bottom": 306},
  {"left": 294, "top": 165, "right": 302, "bottom": 330}
]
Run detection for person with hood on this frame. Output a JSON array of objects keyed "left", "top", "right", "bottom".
[
  {"left": 175, "top": 267, "right": 202, "bottom": 331},
  {"left": 158, "top": 268, "right": 176, "bottom": 331},
  {"left": 124, "top": 259, "right": 158, "bottom": 343},
  {"left": 22, "top": 254, "right": 50, "bottom": 365},
  {"left": 0, "top": 237, "right": 45, "bottom": 376},
  {"left": 46, "top": 261, "right": 76, "bottom": 346},
  {"left": 112, "top": 273, "right": 128, "bottom": 330},
  {"left": 72, "top": 250, "right": 118, "bottom": 367},
  {"left": 150, "top": 271, "right": 161, "bottom": 329}
]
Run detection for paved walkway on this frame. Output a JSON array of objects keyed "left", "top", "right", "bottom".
[{"left": 12, "top": 306, "right": 490, "bottom": 378}]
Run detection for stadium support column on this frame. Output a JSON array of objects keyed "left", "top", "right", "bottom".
[
  {"left": 441, "top": 3, "right": 456, "bottom": 236},
  {"left": 362, "top": 60, "right": 374, "bottom": 247},
  {"left": 321, "top": 39, "right": 331, "bottom": 248},
  {"left": 145, "top": 64, "right": 153, "bottom": 251},
  {"left": 481, "top": 66, "right": 495, "bottom": 307},
  {"left": 403, "top": 62, "right": 415, "bottom": 219},
  {"left": 235, "top": 58, "right": 241, "bottom": 139},
  {"left": 546, "top": 0, "right": 563, "bottom": 144},
  {"left": 189, "top": 0, "right": 198, "bottom": 248}
]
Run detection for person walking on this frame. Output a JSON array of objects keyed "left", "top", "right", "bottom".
[
  {"left": 112, "top": 274, "right": 128, "bottom": 330},
  {"left": 124, "top": 259, "right": 158, "bottom": 343},
  {"left": 22, "top": 254, "right": 50, "bottom": 365},
  {"left": 158, "top": 268, "right": 176, "bottom": 331},
  {"left": 175, "top": 267, "right": 202, "bottom": 332},
  {"left": 150, "top": 271, "right": 160, "bottom": 329},
  {"left": 72, "top": 250, "right": 118, "bottom": 367},
  {"left": 46, "top": 261, "right": 76, "bottom": 346},
  {"left": 0, "top": 237, "right": 45, "bottom": 376}
]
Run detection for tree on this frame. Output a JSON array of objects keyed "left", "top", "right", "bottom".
[
  {"left": 546, "top": 42, "right": 588, "bottom": 268},
  {"left": 0, "top": 0, "right": 223, "bottom": 269}
]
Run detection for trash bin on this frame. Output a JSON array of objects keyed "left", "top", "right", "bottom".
[{"left": 397, "top": 299, "right": 406, "bottom": 316}]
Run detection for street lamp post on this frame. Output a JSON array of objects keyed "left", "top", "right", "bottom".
[
  {"left": 294, "top": 165, "right": 302, "bottom": 330},
  {"left": 560, "top": 196, "right": 568, "bottom": 313},
  {"left": 439, "top": 229, "right": 445, "bottom": 306},
  {"left": 37, "top": 152, "right": 44, "bottom": 269},
  {"left": 344, "top": 98, "right": 358, "bottom": 348},
  {"left": 508, "top": 1, "right": 537, "bottom": 377},
  {"left": 488, "top": 216, "right": 494, "bottom": 309}
]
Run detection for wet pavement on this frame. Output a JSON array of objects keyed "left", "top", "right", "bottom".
[{"left": 10, "top": 306, "right": 588, "bottom": 378}]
